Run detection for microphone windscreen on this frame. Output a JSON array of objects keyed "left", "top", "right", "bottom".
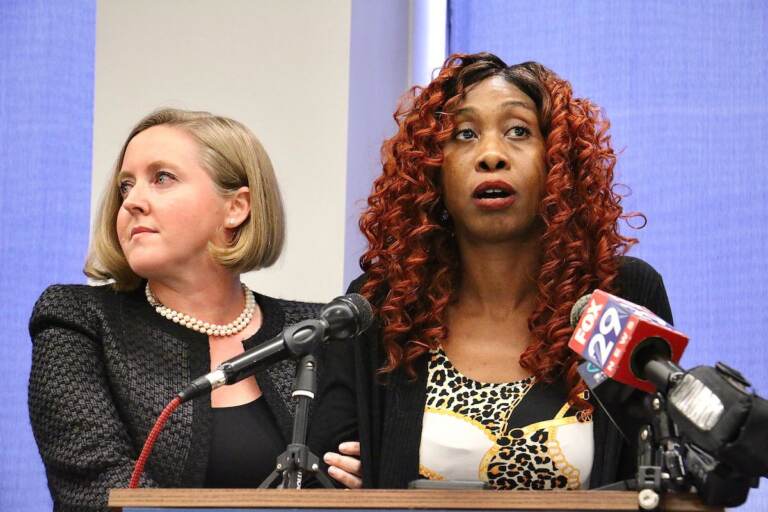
[
  {"left": 341, "top": 293, "right": 374, "bottom": 333},
  {"left": 570, "top": 294, "right": 592, "bottom": 328}
]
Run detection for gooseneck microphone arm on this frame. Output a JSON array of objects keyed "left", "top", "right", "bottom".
[
  {"left": 177, "top": 318, "right": 327, "bottom": 402},
  {"left": 177, "top": 293, "right": 374, "bottom": 403}
]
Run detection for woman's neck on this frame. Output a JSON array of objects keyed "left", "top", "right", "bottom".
[
  {"left": 147, "top": 264, "right": 246, "bottom": 325},
  {"left": 454, "top": 235, "right": 541, "bottom": 316}
]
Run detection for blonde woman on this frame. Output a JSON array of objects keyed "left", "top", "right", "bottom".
[{"left": 28, "top": 109, "right": 356, "bottom": 511}]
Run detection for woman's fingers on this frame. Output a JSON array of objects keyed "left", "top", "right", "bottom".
[
  {"left": 325, "top": 452, "right": 362, "bottom": 476},
  {"left": 326, "top": 464, "right": 362, "bottom": 488},
  {"left": 338, "top": 441, "right": 360, "bottom": 457},
  {"left": 324, "top": 445, "right": 362, "bottom": 489}
]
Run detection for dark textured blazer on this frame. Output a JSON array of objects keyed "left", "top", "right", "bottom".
[
  {"left": 310, "top": 256, "right": 673, "bottom": 489},
  {"left": 28, "top": 283, "right": 321, "bottom": 512}
]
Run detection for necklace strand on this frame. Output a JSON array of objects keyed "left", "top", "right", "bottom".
[{"left": 145, "top": 282, "right": 256, "bottom": 337}]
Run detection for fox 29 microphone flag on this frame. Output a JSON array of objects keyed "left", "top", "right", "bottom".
[{"left": 569, "top": 290, "right": 689, "bottom": 393}]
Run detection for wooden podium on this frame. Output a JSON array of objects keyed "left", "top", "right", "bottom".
[{"left": 108, "top": 489, "right": 723, "bottom": 512}]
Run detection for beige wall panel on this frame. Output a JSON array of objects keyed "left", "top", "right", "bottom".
[{"left": 93, "top": 0, "right": 352, "bottom": 302}]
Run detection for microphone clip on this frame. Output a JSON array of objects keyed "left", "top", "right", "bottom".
[{"left": 282, "top": 318, "right": 328, "bottom": 358}]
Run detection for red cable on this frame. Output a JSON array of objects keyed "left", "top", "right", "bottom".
[{"left": 129, "top": 396, "right": 182, "bottom": 488}]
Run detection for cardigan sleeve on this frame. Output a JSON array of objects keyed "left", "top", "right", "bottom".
[
  {"left": 617, "top": 256, "right": 674, "bottom": 324},
  {"left": 590, "top": 257, "right": 676, "bottom": 487},
  {"left": 28, "top": 285, "right": 158, "bottom": 512}
]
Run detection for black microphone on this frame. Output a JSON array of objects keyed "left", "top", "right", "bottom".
[{"left": 178, "top": 293, "right": 373, "bottom": 402}]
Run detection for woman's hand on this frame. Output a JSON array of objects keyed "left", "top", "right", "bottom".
[{"left": 324, "top": 441, "right": 362, "bottom": 489}]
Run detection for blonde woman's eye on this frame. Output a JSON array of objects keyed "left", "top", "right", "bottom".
[
  {"left": 155, "top": 171, "right": 176, "bottom": 184},
  {"left": 455, "top": 128, "right": 477, "bottom": 141},
  {"left": 118, "top": 181, "right": 133, "bottom": 197}
]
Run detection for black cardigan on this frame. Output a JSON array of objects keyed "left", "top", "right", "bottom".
[
  {"left": 28, "top": 283, "right": 321, "bottom": 511},
  {"left": 310, "top": 256, "right": 673, "bottom": 489}
]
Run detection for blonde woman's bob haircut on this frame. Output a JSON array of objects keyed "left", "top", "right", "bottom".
[{"left": 85, "top": 108, "right": 285, "bottom": 291}]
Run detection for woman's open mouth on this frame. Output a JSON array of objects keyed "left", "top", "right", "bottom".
[{"left": 472, "top": 181, "right": 517, "bottom": 210}]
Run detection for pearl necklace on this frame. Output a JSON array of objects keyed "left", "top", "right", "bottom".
[{"left": 145, "top": 282, "right": 256, "bottom": 337}]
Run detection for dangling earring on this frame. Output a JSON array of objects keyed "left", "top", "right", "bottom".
[{"left": 438, "top": 207, "right": 455, "bottom": 238}]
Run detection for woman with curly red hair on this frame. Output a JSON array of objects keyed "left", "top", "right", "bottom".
[{"left": 313, "top": 52, "right": 673, "bottom": 490}]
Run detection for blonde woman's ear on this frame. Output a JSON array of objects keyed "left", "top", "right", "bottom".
[{"left": 227, "top": 186, "right": 251, "bottom": 225}]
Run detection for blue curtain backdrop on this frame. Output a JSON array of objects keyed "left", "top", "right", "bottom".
[
  {"left": 449, "top": 0, "right": 767, "bottom": 508},
  {"left": 0, "top": 1, "right": 95, "bottom": 510}
]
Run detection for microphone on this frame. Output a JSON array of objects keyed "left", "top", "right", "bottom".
[
  {"left": 568, "top": 290, "right": 768, "bottom": 484},
  {"left": 568, "top": 290, "right": 688, "bottom": 394},
  {"left": 178, "top": 293, "right": 373, "bottom": 402},
  {"left": 568, "top": 291, "right": 767, "bottom": 479}
]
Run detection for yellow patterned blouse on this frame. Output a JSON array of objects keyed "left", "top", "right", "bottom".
[{"left": 419, "top": 347, "right": 593, "bottom": 489}]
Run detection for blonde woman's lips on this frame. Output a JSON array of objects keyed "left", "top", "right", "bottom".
[{"left": 130, "top": 226, "right": 157, "bottom": 238}]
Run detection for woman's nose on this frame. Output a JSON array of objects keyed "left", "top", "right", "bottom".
[
  {"left": 475, "top": 144, "right": 510, "bottom": 172},
  {"left": 121, "top": 183, "right": 149, "bottom": 214}
]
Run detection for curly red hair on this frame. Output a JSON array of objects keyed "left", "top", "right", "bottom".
[{"left": 359, "top": 52, "right": 640, "bottom": 411}]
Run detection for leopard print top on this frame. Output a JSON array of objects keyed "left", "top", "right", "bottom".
[{"left": 419, "top": 347, "right": 594, "bottom": 489}]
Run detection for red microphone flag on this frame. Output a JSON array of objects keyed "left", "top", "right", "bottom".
[{"left": 569, "top": 290, "right": 689, "bottom": 393}]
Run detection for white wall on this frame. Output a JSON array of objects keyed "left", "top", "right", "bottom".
[{"left": 93, "top": 0, "right": 352, "bottom": 302}]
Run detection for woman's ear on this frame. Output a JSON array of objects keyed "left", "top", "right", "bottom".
[{"left": 225, "top": 186, "right": 251, "bottom": 228}]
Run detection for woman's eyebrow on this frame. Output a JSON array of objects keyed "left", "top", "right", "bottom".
[
  {"left": 147, "top": 159, "right": 180, "bottom": 171},
  {"left": 500, "top": 100, "right": 536, "bottom": 112},
  {"left": 118, "top": 160, "right": 180, "bottom": 178},
  {"left": 454, "top": 106, "right": 477, "bottom": 118},
  {"left": 454, "top": 100, "right": 536, "bottom": 118}
]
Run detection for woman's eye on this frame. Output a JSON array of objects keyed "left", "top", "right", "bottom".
[
  {"left": 508, "top": 126, "right": 531, "bottom": 138},
  {"left": 118, "top": 181, "right": 133, "bottom": 197},
  {"left": 455, "top": 128, "right": 477, "bottom": 141},
  {"left": 155, "top": 170, "right": 176, "bottom": 184}
]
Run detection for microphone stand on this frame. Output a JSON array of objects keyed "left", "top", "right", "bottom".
[
  {"left": 598, "top": 394, "right": 678, "bottom": 510},
  {"left": 598, "top": 393, "right": 753, "bottom": 509},
  {"left": 259, "top": 353, "right": 334, "bottom": 489}
]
